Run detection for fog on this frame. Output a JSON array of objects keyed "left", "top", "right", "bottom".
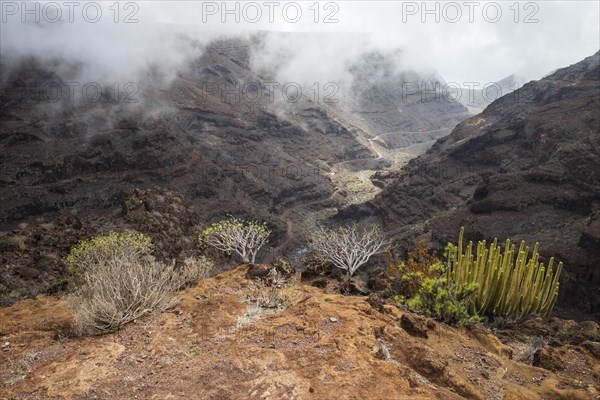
[{"left": 1, "top": 1, "right": 599, "bottom": 91}]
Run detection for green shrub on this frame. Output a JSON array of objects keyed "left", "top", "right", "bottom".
[
  {"left": 65, "top": 230, "right": 154, "bottom": 282},
  {"left": 198, "top": 217, "right": 270, "bottom": 264},
  {"left": 446, "top": 227, "right": 563, "bottom": 319},
  {"left": 398, "top": 262, "right": 482, "bottom": 326},
  {"left": 387, "top": 241, "right": 439, "bottom": 299}
]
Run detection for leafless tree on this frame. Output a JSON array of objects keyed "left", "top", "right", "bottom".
[{"left": 307, "top": 224, "right": 391, "bottom": 278}]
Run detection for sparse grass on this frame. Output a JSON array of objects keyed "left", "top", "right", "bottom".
[
  {"left": 187, "top": 346, "right": 201, "bottom": 357},
  {"left": 1, "top": 350, "right": 39, "bottom": 387},
  {"left": 236, "top": 267, "right": 293, "bottom": 330},
  {"left": 243, "top": 281, "right": 293, "bottom": 313},
  {"left": 236, "top": 303, "right": 269, "bottom": 329}
]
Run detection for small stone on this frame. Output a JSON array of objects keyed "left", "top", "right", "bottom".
[
  {"left": 329, "top": 317, "right": 338, "bottom": 323},
  {"left": 2, "top": 342, "right": 9, "bottom": 351}
]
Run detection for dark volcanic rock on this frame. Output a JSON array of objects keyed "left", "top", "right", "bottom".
[
  {"left": 0, "top": 188, "right": 204, "bottom": 306},
  {"left": 272, "top": 257, "right": 295, "bottom": 277},
  {"left": 246, "top": 263, "right": 272, "bottom": 280},
  {"left": 371, "top": 51, "right": 600, "bottom": 318},
  {"left": 533, "top": 346, "right": 568, "bottom": 372},
  {"left": 121, "top": 188, "right": 201, "bottom": 261},
  {"left": 0, "top": 214, "right": 97, "bottom": 306}
]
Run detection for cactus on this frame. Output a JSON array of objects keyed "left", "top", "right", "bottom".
[{"left": 446, "top": 227, "right": 563, "bottom": 319}]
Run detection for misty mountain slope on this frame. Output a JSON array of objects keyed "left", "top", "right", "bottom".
[
  {"left": 346, "top": 51, "right": 469, "bottom": 143},
  {"left": 457, "top": 74, "right": 526, "bottom": 115},
  {"left": 247, "top": 32, "right": 470, "bottom": 148},
  {"left": 368, "top": 51, "right": 600, "bottom": 316},
  {"left": 0, "top": 36, "right": 471, "bottom": 228},
  {"left": 0, "top": 40, "right": 367, "bottom": 227},
  {"left": 0, "top": 35, "right": 473, "bottom": 301}
]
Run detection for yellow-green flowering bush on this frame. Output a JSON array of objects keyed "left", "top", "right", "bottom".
[
  {"left": 65, "top": 230, "right": 154, "bottom": 279},
  {"left": 199, "top": 217, "right": 270, "bottom": 264}
]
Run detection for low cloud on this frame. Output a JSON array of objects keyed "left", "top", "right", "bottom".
[{"left": 1, "top": 1, "right": 598, "bottom": 93}]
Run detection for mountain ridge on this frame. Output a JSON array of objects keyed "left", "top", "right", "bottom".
[{"left": 367, "top": 51, "right": 600, "bottom": 317}]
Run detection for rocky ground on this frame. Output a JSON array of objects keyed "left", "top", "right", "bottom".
[{"left": 1, "top": 264, "right": 598, "bottom": 399}]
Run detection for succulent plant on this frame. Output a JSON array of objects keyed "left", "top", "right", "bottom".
[{"left": 446, "top": 227, "right": 563, "bottom": 319}]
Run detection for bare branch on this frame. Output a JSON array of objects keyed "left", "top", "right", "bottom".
[{"left": 307, "top": 224, "right": 391, "bottom": 277}]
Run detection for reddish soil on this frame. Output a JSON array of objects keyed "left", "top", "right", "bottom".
[{"left": 1, "top": 265, "right": 598, "bottom": 399}]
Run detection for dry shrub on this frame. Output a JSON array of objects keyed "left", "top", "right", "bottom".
[
  {"left": 180, "top": 255, "right": 217, "bottom": 287},
  {"left": 307, "top": 224, "right": 391, "bottom": 278},
  {"left": 72, "top": 257, "right": 184, "bottom": 336},
  {"left": 243, "top": 267, "right": 293, "bottom": 311}
]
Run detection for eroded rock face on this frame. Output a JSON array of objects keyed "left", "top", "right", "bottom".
[
  {"left": 371, "top": 51, "right": 600, "bottom": 317},
  {"left": 533, "top": 345, "right": 568, "bottom": 372},
  {"left": 400, "top": 312, "right": 435, "bottom": 338}
]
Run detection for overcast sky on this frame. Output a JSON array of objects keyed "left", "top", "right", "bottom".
[{"left": 1, "top": 1, "right": 599, "bottom": 85}]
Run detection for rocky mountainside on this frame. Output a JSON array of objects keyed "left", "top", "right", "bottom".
[
  {"left": 0, "top": 35, "right": 470, "bottom": 303},
  {"left": 1, "top": 264, "right": 598, "bottom": 399},
  {"left": 367, "top": 51, "right": 600, "bottom": 317},
  {"left": 0, "top": 36, "right": 470, "bottom": 229},
  {"left": 0, "top": 39, "right": 355, "bottom": 227}
]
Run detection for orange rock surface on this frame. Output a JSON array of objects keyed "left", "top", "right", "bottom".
[{"left": 1, "top": 265, "right": 598, "bottom": 399}]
